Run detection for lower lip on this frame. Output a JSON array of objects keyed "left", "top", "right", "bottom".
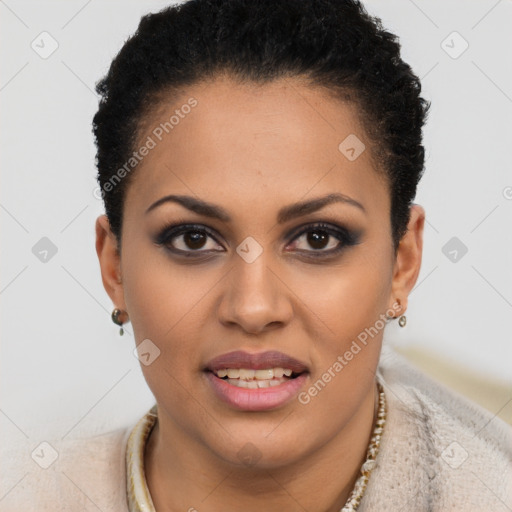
[{"left": 205, "top": 372, "right": 308, "bottom": 411}]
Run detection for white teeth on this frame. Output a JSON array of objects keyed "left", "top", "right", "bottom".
[
  {"left": 226, "top": 377, "right": 288, "bottom": 389},
  {"left": 239, "top": 368, "right": 256, "bottom": 379},
  {"left": 273, "top": 368, "right": 285, "bottom": 378},
  {"left": 213, "top": 367, "right": 303, "bottom": 389},
  {"left": 254, "top": 369, "right": 273, "bottom": 380},
  {"left": 214, "top": 367, "right": 294, "bottom": 380}
]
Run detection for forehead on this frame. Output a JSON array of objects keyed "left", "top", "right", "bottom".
[{"left": 124, "top": 75, "right": 389, "bottom": 221}]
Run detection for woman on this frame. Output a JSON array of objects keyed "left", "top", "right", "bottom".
[{"left": 6, "top": 0, "right": 511, "bottom": 510}]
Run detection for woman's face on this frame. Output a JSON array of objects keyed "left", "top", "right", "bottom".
[{"left": 97, "top": 75, "right": 423, "bottom": 468}]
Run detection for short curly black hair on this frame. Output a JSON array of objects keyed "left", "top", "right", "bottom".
[{"left": 93, "top": 0, "right": 429, "bottom": 253}]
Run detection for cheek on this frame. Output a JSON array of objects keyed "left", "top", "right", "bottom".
[
  {"left": 294, "top": 264, "right": 389, "bottom": 426},
  {"left": 122, "top": 241, "right": 207, "bottom": 341},
  {"left": 122, "top": 252, "right": 173, "bottom": 341},
  {"left": 298, "top": 249, "right": 392, "bottom": 341},
  {"left": 293, "top": 251, "right": 393, "bottom": 415},
  {"left": 121, "top": 246, "right": 213, "bottom": 394}
]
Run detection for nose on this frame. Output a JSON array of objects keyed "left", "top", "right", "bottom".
[{"left": 217, "top": 250, "right": 293, "bottom": 335}]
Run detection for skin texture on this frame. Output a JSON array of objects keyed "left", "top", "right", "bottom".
[{"left": 96, "top": 75, "right": 425, "bottom": 511}]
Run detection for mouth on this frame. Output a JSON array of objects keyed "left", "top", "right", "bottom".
[{"left": 204, "top": 350, "right": 309, "bottom": 411}]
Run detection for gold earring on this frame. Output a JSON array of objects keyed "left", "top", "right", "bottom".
[{"left": 111, "top": 308, "right": 125, "bottom": 336}]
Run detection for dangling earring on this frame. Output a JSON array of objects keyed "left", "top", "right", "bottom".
[
  {"left": 387, "top": 298, "right": 407, "bottom": 327},
  {"left": 396, "top": 297, "right": 406, "bottom": 327},
  {"left": 111, "top": 308, "right": 125, "bottom": 336}
]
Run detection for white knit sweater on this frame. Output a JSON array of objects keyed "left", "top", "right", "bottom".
[{"left": 2, "top": 346, "right": 511, "bottom": 511}]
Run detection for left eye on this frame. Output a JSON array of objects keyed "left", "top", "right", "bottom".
[{"left": 288, "top": 225, "right": 346, "bottom": 252}]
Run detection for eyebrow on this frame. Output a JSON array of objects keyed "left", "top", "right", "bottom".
[{"left": 145, "top": 192, "right": 366, "bottom": 223}]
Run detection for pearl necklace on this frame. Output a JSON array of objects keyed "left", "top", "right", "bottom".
[{"left": 126, "top": 381, "right": 386, "bottom": 512}]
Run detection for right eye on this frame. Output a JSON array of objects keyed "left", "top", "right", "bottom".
[{"left": 155, "top": 223, "right": 225, "bottom": 256}]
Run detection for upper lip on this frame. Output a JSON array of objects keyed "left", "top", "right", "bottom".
[{"left": 205, "top": 350, "right": 309, "bottom": 373}]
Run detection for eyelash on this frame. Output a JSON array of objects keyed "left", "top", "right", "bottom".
[{"left": 154, "top": 221, "right": 360, "bottom": 259}]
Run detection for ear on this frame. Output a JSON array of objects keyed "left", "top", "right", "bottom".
[
  {"left": 388, "top": 204, "right": 425, "bottom": 315},
  {"left": 95, "top": 214, "right": 128, "bottom": 322}
]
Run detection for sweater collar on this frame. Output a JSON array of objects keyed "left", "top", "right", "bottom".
[{"left": 126, "top": 404, "right": 158, "bottom": 512}]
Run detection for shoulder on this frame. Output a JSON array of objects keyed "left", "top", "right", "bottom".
[
  {"left": 378, "top": 344, "right": 512, "bottom": 454},
  {"left": 363, "top": 344, "right": 512, "bottom": 511},
  {"left": 1, "top": 425, "right": 132, "bottom": 511}
]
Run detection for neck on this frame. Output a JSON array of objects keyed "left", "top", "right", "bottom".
[{"left": 144, "top": 381, "right": 378, "bottom": 512}]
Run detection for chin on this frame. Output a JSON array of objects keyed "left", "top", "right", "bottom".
[{"left": 204, "top": 426, "right": 313, "bottom": 471}]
